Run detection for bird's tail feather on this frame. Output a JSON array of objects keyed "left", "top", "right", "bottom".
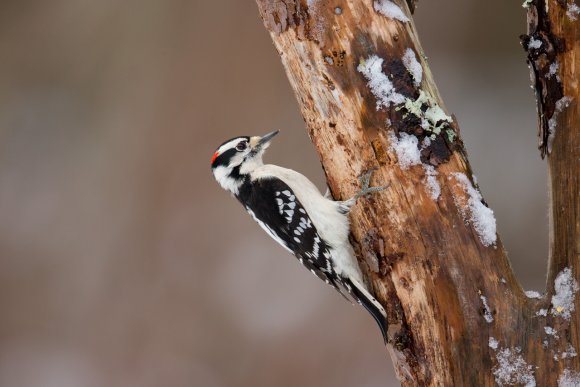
[{"left": 345, "top": 278, "right": 388, "bottom": 344}]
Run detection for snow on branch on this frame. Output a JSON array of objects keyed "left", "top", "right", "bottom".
[
  {"left": 357, "top": 55, "right": 406, "bottom": 110},
  {"left": 551, "top": 267, "right": 579, "bottom": 320},
  {"left": 450, "top": 173, "right": 497, "bottom": 247},
  {"left": 373, "top": 0, "right": 409, "bottom": 23}
]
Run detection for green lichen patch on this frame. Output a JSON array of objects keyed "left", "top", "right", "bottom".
[
  {"left": 401, "top": 91, "right": 453, "bottom": 136},
  {"left": 392, "top": 90, "right": 459, "bottom": 165}
]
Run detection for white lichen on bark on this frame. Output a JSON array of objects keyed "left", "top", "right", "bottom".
[{"left": 403, "top": 91, "right": 453, "bottom": 137}]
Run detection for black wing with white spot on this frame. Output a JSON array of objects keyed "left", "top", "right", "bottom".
[
  {"left": 236, "top": 177, "right": 388, "bottom": 343},
  {"left": 236, "top": 177, "right": 337, "bottom": 286}
]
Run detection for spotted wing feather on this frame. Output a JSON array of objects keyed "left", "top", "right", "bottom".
[{"left": 236, "top": 177, "right": 338, "bottom": 286}]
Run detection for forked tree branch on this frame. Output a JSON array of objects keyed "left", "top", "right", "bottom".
[{"left": 254, "top": 0, "right": 579, "bottom": 385}]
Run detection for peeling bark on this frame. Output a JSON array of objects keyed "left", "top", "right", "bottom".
[
  {"left": 521, "top": 0, "right": 567, "bottom": 158},
  {"left": 254, "top": 0, "right": 579, "bottom": 385}
]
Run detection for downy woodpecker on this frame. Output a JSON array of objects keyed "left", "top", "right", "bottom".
[{"left": 211, "top": 131, "right": 388, "bottom": 342}]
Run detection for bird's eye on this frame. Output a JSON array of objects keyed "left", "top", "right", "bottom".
[{"left": 235, "top": 141, "right": 247, "bottom": 151}]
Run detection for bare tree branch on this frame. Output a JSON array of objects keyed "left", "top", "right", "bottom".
[{"left": 254, "top": 0, "right": 579, "bottom": 385}]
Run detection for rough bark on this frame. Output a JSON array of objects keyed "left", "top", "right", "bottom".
[{"left": 254, "top": 0, "right": 579, "bottom": 385}]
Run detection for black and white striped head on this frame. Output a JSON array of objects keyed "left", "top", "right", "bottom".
[{"left": 211, "top": 130, "right": 279, "bottom": 194}]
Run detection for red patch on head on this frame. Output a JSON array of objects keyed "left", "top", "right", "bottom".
[{"left": 211, "top": 151, "right": 219, "bottom": 165}]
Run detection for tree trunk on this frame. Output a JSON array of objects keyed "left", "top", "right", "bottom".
[{"left": 254, "top": 0, "right": 579, "bottom": 385}]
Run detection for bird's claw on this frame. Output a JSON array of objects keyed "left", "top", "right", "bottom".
[{"left": 355, "top": 169, "right": 389, "bottom": 199}]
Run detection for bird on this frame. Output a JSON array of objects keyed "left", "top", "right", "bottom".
[{"left": 211, "top": 130, "right": 388, "bottom": 343}]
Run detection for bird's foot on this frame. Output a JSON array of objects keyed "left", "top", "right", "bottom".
[
  {"left": 354, "top": 169, "right": 389, "bottom": 200},
  {"left": 337, "top": 169, "right": 388, "bottom": 214}
]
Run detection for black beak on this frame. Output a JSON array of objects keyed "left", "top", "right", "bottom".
[{"left": 256, "top": 130, "right": 279, "bottom": 148}]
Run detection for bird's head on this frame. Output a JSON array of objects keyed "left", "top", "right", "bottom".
[{"left": 211, "top": 130, "right": 279, "bottom": 194}]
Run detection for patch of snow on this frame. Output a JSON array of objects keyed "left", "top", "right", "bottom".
[
  {"left": 402, "top": 48, "right": 423, "bottom": 87},
  {"left": 493, "top": 347, "right": 536, "bottom": 387},
  {"left": 536, "top": 308, "right": 548, "bottom": 317},
  {"left": 547, "top": 96, "right": 573, "bottom": 153},
  {"left": 480, "top": 295, "right": 494, "bottom": 323},
  {"left": 567, "top": 3, "right": 580, "bottom": 21},
  {"left": 556, "top": 343, "right": 578, "bottom": 361},
  {"left": 548, "top": 61, "right": 560, "bottom": 80},
  {"left": 545, "top": 326, "right": 559, "bottom": 338},
  {"left": 423, "top": 165, "right": 440, "bottom": 200},
  {"left": 489, "top": 337, "right": 499, "bottom": 350},
  {"left": 528, "top": 37, "right": 543, "bottom": 49},
  {"left": 358, "top": 55, "right": 406, "bottom": 110},
  {"left": 388, "top": 131, "right": 421, "bottom": 169},
  {"left": 526, "top": 290, "right": 543, "bottom": 299},
  {"left": 451, "top": 173, "right": 497, "bottom": 247},
  {"left": 551, "top": 267, "right": 579, "bottom": 320},
  {"left": 373, "top": 0, "right": 410, "bottom": 22},
  {"left": 556, "top": 96, "right": 573, "bottom": 111},
  {"left": 528, "top": 37, "right": 542, "bottom": 49},
  {"left": 559, "top": 369, "right": 580, "bottom": 387},
  {"left": 561, "top": 344, "right": 577, "bottom": 359}
]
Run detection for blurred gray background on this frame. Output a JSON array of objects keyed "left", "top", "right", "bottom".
[{"left": 0, "top": 1, "right": 547, "bottom": 386}]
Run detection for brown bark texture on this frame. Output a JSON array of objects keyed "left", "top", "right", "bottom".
[{"left": 254, "top": 0, "right": 579, "bottom": 386}]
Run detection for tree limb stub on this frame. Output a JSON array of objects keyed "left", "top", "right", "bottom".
[{"left": 255, "top": 0, "right": 579, "bottom": 385}]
